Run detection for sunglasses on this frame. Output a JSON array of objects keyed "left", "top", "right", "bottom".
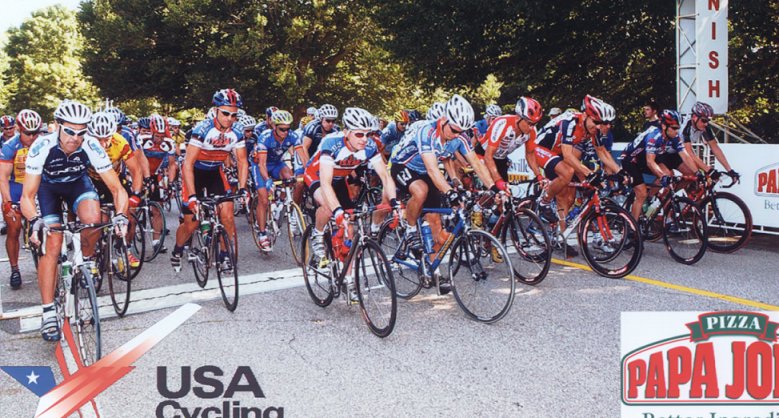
[
  {"left": 397, "top": 122, "right": 407, "bottom": 128},
  {"left": 594, "top": 121, "right": 612, "bottom": 126},
  {"left": 277, "top": 127, "right": 290, "bottom": 132},
  {"left": 446, "top": 122, "right": 463, "bottom": 135},
  {"left": 2, "top": 127, "right": 15, "bottom": 131},
  {"left": 323, "top": 118, "right": 336, "bottom": 123},
  {"left": 219, "top": 109, "right": 239, "bottom": 118},
  {"left": 23, "top": 130, "right": 41, "bottom": 136},
  {"left": 351, "top": 131, "right": 370, "bottom": 138},
  {"left": 62, "top": 126, "right": 88, "bottom": 137},
  {"left": 698, "top": 117, "right": 710, "bottom": 123}
]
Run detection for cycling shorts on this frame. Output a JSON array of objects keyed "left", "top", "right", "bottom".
[
  {"left": 9, "top": 182, "right": 22, "bottom": 203},
  {"left": 251, "top": 161, "right": 288, "bottom": 190},
  {"left": 390, "top": 163, "right": 443, "bottom": 209},
  {"left": 181, "top": 167, "right": 230, "bottom": 215},
  {"left": 38, "top": 176, "right": 99, "bottom": 225},
  {"left": 308, "top": 177, "right": 356, "bottom": 210}
]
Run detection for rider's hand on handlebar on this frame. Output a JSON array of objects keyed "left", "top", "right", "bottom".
[
  {"left": 112, "top": 213, "right": 129, "bottom": 238},
  {"left": 660, "top": 175, "right": 673, "bottom": 188},
  {"left": 445, "top": 188, "right": 462, "bottom": 208},
  {"left": 727, "top": 169, "right": 740, "bottom": 181},
  {"left": 28, "top": 216, "right": 45, "bottom": 246},
  {"left": 187, "top": 194, "right": 199, "bottom": 215}
]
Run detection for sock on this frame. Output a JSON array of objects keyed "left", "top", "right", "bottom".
[
  {"left": 173, "top": 245, "right": 184, "bottom": 255},
  {"left": 370, "top": 223, "right": 380, "bottom": 234},
  {"left": 42, "top": 303, "right": 55, "bottom": 320},
  {"left": 406, "top": 224, "right": 417, "bottom": 233}
]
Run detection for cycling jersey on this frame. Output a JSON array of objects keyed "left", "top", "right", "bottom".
[
  {"left": 171, "top": 131, "right": 187, "bottom": 146},
  {"left": 304, "top": 132, "right": 381, "bottom": 185},
  {"left": 301, "top": 119, "right": 340, "bottom": 157},
  {"left": 253, "top": 129, "right": 299, "bottom": 164},
  {"left": 120, "top": 126, "right": 138, "bottom": 151},
  {"left": 480, "top": 115, "right": 536, "bottom": 160},
  {"left": 680, "top": 116, "right": 716, "bottom": 144},
  {"left": 253, "top": 121, "right": 269, "bottom": 138},
  {"left": 390, "top": 119, "right": 448, "bottom": 175},
  {"left": 88, "top": 133, "right": 133, "bottom": 180},
  {"left": 25, "top": 132, "right": 112, "bottom": 183},
  {"left": 139, "top": 134, "right": 176, "bottom": 173},
  {"left": 380, "top": 122, "right": 405, "bottom": 154},
  {"left": 0, "top": 134, "right": 30, "bottom": 184},
  {"left": 535, "top": 111, "right": 601, "bottom": 155},
  {"left": 474, "top": 119, "right": 489, "bottom": 136},
  {"left": 620, "top": 126, "right": 684, "bottom": 166},
  {"left": 440, "top": 134, "right": 473, "bottom": 160},
  {"left": 189, "top": 119, "right": 245, "bottom": 171}
]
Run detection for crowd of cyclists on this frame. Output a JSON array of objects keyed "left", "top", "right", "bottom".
[{"left": 0, "top": 87, "right": 752, "bottom": 342}]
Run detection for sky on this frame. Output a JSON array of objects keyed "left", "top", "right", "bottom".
[{"left": 1, "top": 0, "right": 81, "bottom": 33}]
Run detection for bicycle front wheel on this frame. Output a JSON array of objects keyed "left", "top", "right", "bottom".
[
  {"left": 190, "top": 230, "right": 210, "bottom": 288},
  {"left": 504, "top": 208, "right": 552, "bottom": 285},
  {"left": 449, "top": 229, "right": 515, "bottom": 323},
  {"left": 663, "top": 197, "right": 707, "bottom": 265},
  {"left": 301, "top": 226, "right": 335, "bottom": 307},
  {"left": 377, "top": 219, "right": 421, "bottom": 299},
  {"left": 355, "top": 239, "right": 397, "bottom": 338},
  {"left": 108, "top": 235, "right": 132, "bottom": 317},
  {"left": 579, "top": 204, "right": 643, "bottom": 278},
  {"left": 73, "top": 269, "right": 102, "bottom": 366},
  {"left": 214, "top": 228, "right": 239, "bottom": 311},
  {"left": 286, "top": 203, "right": 307, "bottom": 266},
  {"left": 129, "top": 213, "right": 145, "bottom": 279},
  {"left": 143, "top": 202, "right": 168, "bottom": 261},
  {"left": 700, "top": 192, "right": 752, "bottom": 253}
]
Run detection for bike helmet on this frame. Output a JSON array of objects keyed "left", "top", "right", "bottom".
[
  {"left": 318, "top": 104, "right": 338, "bottom": 119},
  {"left": 238, "top": 115, "right": 257, "bottom": 130},
  {"left": 265, "top": 106, "right": 278, "bottom": 119},
  {"left": 150, "top": 114, "right": 168, "bottom": 135},
  {"left": 306, "top": 106, "right": 318, "bottom": 117},
  {"left": 105, "top": 107, "right": 127, "bottom": 125},
  {"left": 394, "top": 109, "right": 410, "bottom": 124},
  {"left": 0, "top": 115, "right": 15, "bottom": 128},
  {"left": 15, "top": 109, "right": 43, "bottom": 132},
  {"left": 426, "top": 102, "right": 446, "bottom": 120},
  {"left": 270, "top": 110, "right": 294, "bottom": 126},
  {"left": 137, "top": 117, "right": 151, "bottom": 130},
  {"left": 515, "top": 97, "right": 543, "bottom": 124},
  {"left": 660, "top": 109, "right": 682, "bottom": 127},
  {"left": 212, "top": 88, "right": 243, "bottom": 108},
  {"left": 206, "top": 107, "right": 217, "bottom": 120},
  {"left": 88, "top": 111, "right": 118, "bottom": 138},
  {"left": 407, "top": 109, "right": 423, "bottom": 123},
  {"left": 168, "top": 117, "right": 181, "bottom": 127},
  {"left": 342, "top": 107, "right": 375, "bottom": 130},
  {"left": 582, "top": 94, "right": 615, "bottom": 123},
  {"left": 54, "top": 100, "right": 92, "bottom": 124},
  {"left": 484, "top": 104, "right": 503, "bottom": 118},
  {"left": 445, "top": 94, "right": 475, "bottom": 129},
  {"left": 691, "top": 101, "right": 714, "bottom": 118}
]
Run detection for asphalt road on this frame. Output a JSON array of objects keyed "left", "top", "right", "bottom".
[{"left": 1, "top": 206, "right": 777, "bottom": 417}]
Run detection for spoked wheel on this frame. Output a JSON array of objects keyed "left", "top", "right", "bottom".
[
  {"left": 448, "top": 229, "right": 515, "bottom": 323},
  {"left": 503, "top": 208, "right": 552, "bottom": 285},
  {"left": 128, "top": 214, "right": 145, "bottom": 279},
  {"left": 73, "top": 268, "right": 102, "bottom": 366},
  {"left": 354, "top": 239, "right": 397, "bottom": 338},
  {"left": 700, "top": 192, "right": 752, "bottom": 253},
  {"left": 286, "top": 203, "right": 307, "bottom": 266},
  {"left": 190, "top": 230, "right": 210, "bottom": 288},
  {"left": 579, "top": 204, "right": 643, "bottom": 278},
  {"left": 139, "top": 202, "right": 168, "bottom": 262},
  {"left": 377, "top": 219, "right": 421, "bottom": 299},
  {"left": 265, "top": 201, "right": 280, "bottom": 251},
  {"left": 108, "top": 235, "right": 132, "bottom": 317},
  {"left": 247, "top": 196, "right": 265, "bottom": 251},
  {"left": 663, "top": 197, "right": 707, "bottom": 265},
  {"left": 301, "top": 226, "right": 335, "bottom": 307},
  {"left": 214, "top": 228, "right": 239, "bottom": 311},
  {"left": 623, "top": 193, "right": 662, "bottom": 242}
]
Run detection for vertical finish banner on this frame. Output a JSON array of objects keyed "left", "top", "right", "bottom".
[{"left": 695, "top": 0, "right": 728, "bottom": 114}]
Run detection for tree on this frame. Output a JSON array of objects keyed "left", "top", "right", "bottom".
[{"left": 3, "top": 5, "right": 100, "bottom": 118}]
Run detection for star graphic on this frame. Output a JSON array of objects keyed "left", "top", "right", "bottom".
[{"left": 27, "top": 371, "right": 39, "bottom": 385}]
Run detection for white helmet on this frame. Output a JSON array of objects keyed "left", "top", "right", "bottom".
[
  {"left": 426, "top": 102, "right": 445, "bottom": 120},
  {"left": 15, "top": 109, "right": 43, "bottom": 132},
  {"left": 342, "top": 107, "right": 375, "bottom": 130},
  {"left": 168, "top": 117, "right": 181, "bottom": 127},
  {"left": 88, "top": 112, "right": 118, "bottom": 138},
  {"left": 445, "top": 94, "right": 475, "bottom": 129},
  {"left": 306, "top": 106, "right": 318, "bottom": 117},
  {"left": 484, "top": 104, "right": 502, "bottom": 118},
  {"left": 318, "top": 104, "right": 338, "bottom": 119},
  {"left": 238, "top": 115, "right": 256, "bottom": 130},
  {"left": 54, "top": 100, "right": 92, "bottom": 124}
]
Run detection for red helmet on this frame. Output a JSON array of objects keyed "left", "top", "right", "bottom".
[
  {"left": 150, "top": 114, "right": 168, "bottom": 135},
  {"left": 16, "top": 109, "right": 43, "bottom": 132},
  {"left": 515, "top": 97, "right": 543, "bottom": 124},
  {"left": 582, "top": 95, "right": 615, "bottom": 123}
]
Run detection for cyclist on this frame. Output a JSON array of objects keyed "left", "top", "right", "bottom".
[
  {"left": 137, "top": 116, "right": 152, "bottom": 138},
  {"left": 299, "top": 104, "right": 340, "bottom": 166},
  {"left": 679, "top": 101, "right": 739, "bottom": 179},
  {"left": 474, "top": 103, "right": 502, "bottom": 137},
  {"left": 426, "top": 102, "right": 446, "bottom": 121},
  {"left": 250, "top": 110, "right": 301, "bottom": 252},
  {"left": 168, "top": 118, "right": 186, "bottom": 155},
  {"left": 1, "top": 115, "right": 16, "bottom": 144},
  {"left": 304, "top": 107, "right": 398, "bottom": 273},
  {"left": 237, "top": 114, "right": 258, "bottom": 156},
  {"left": 22, "top": 100, "right": 129, "bottom": 341},
  {"left": 170, "top": 89, "right": 249, "bottom": 272},
  {"left": 254, "top": 106, "right": 278, "bottom": 138},
  {"left": 620, "top": 110, "right": 698, "bottom": 221},
  {"left": 381, "top": 109, "right": 411, "bottom": 158},
  {"left": 0, "top": 110, "right": 43, "bottom": 289},
  {"left": 138, "top": 114, "right": 177, "bottom": 253}
]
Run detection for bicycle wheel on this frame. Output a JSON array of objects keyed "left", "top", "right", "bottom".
[
  {"left": 579, "top": 204, "right": 643, "bottom": 278},
  {"left": 301, "top": 226, "right": 335, "bottom": 307},
  {"left": 247, "top": 196, "right": 264, "bottom": 251},
  {"left": 623, "top": 193, "right": 662, "bottom": 242},
  {"left": 129, "top": 213, "right": 146, "bottom": 279},
  {"left": 700, "top": 192, "right": 752, "bottom": 253},
  {"left": 93, "top": 235, "right": 106, "bottom": 294},
  {"left": 286, "top": 203, "right": 307, "bottom": 266},
  {"left": 377, "top": 219, "right": 421, "bottom": 299},
  {"left": 143, "top": 202, "right": 167, "bottom": 261},
  {"left": 354, "top": 239, "right": 397, "bottom": 337},
  {"left": 214, "top": 228, "right": 239, "bottom": 311},
  {"left": 266, "top": 201, "right": 279, "bottom": 250},
  {"left": 504, "top": 208, "right": 552, "bottom": 285},
  {"left": 662, "top": 197, "right": 707, "bottom": 265},
  {"left": 73, "top": 268, "right": 101, "bottom": 366},
  {"left": 108, "top": 235, "right": 132, "bottom": 317},
  {"left": 190, "top": 230, "right": 209, "bottom": 288},
  {"left": 448, "top": 229, "right": 515, "bottom": 323}
]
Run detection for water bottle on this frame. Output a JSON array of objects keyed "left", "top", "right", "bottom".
[
  {"left": 645, "top": 196, "right": 662, "bottom": 219},
  {"left": 471, "top": 203, "right": 483, "bottom": 227},
  {"left": 567, "top": 206, "right": 582, "bottom": 223},
  {"left": 61, "top": 261, "right": 74, "bottom": 318},
  {"left": 200, "top": 218, "right": 211, "bottom": 234},
  {"left": 420, "top": 221, "right": 434, "bottom": 254}
]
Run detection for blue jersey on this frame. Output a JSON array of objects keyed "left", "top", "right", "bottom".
[
  {"left": 380, "top": 122, "right": 405, "bottom": 154},
  {"left": 474, "top": 119, "right": 489, "bottom": 136},
  {"left": 25, "top": 132, "right": 112, "bottom": 183},
  {"left": 390, "top": 120, "right": 446, "bottom": 175},
  {"left": 302, "top": 119, "right": 340, "bottom": 157},
  {"left": 0, "top": 135, "right": 29, "bottom": 184},
  {"left": 621, "top": 127, "right": 683, "bottom": 165},
  {"left": 120, "top": 126, "right": 138, "bottom": 151},
  {"left": 253, "top": 129, "right": 299, "bottom": 164},
  {"left": 253, "top": 121, "right": 269, "bottom": 139},
  {"left": 440, "top": 134, "right": 473, "bottom": 160}
]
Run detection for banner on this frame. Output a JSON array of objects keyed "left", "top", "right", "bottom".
[
  {"left": 695, "top": 0, "right": 728, "bottom": 114},
  {"left": 715, "top": 144, "right": 779, "bottom": 229}
]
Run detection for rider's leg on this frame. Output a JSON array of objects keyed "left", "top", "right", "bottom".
[
  {"left": 75, "top": 198, "right": 101, "bottom": 258},
  {"left": 4, "top": 210, "right": 21, "bottom": 269}
]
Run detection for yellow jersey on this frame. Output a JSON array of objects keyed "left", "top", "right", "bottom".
[{"left": 88, "top": 133, "right": 133, "bottom": 180}]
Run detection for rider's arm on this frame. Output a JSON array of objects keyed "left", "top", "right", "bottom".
[
  {"left": 682, "top": 142, "right": 710, "bottom": 171},
  {"left": 646, "top": 153, "right": 669, "bottom": 178},
  {"left": 234, "top": 146, "right": 249, "bottom": 189},
  {"left": 300, "top": 136, "right": 313, "bottom": 166},
  {"left": 525, "top": 145, "right": 543, "bottom": 179},
  {"left": 443, "top": 159, "right": 459, "bottom": 184},
  {"left": 136, "top": 149, "right": 151, "bottom": 178},
  {"left": 707, "top": 140, "right": 733, "bottom": 172},
  {"left": 594, "top": 145, "right": 620, "bottom": 174},
  {"left": 182, "top": 144, "right": 200, "bottom": 198},
  {"left": 166, "top": 155, "right": 177, "bottom": 187},
  {"left": 463, "top": 151, "right": 494, "bottom": 188},
  {"left": 561, "top": 143, "right": 591, "bottom": 179},
  {"left": 21, "top": 174, "right": 41, "bottom": 220},
  {"left": 371, "top": 155, "right": 396, "bottom": 200},
  {"left": 125, "top": 153, "right": 144, "bottom": 194},
  {"left": 483, "top": 145, "right": 502, "bottom": 183},
  {"left": 98, "top": 170, "right": 129, "bottom": 214},
  {"left": 421, "top": 153, "right": 451, "bottom": 193},
  {"left": 0, "top": 163, "right": 12, "bottom": 203},
  {"left": 256, "top": 152, "right": 270, "bottom": 183},
  {"left": 318, "top": 156, "right": 341, "bottom": 214}
]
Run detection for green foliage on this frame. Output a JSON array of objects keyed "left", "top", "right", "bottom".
[{"left": 3, "top": 5, "right": 100, "bottom": 118}]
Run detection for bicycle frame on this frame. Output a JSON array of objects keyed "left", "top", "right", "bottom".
[{"left": 391, "top": 207, "right": 464, "bottom": 275}]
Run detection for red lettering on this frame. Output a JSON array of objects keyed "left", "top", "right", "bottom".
[
  {"left": 709, "top": 80, "right": 721, "bottom": 98},
  {"left": 708, "top": 0, "right": 720, "bottom": 11},
  {"left": 768, "top": 170, "right": 778, "bottom": 194},
  {"left": 746, "top": 342, "right": 772, "bottom": 399},
  {"left": 775, "top": 344, "right": 778, "bottom": 398},
  {"left": 709, "top": 51, "right": 719, "bottom": 69},
  {"left": 646, "top": 351, "right": 667, "bottom": 398},
  {"left": 627, "top": 359, "right": 647, "bottom": 399},
  {"left": 726, "top": 341, "right": 745, "bottom": 399},
  {"left": 667, "top": 347, "right": 692, "bottom": 398},
  {"left": 758, "top": 173, "right": 768, "bottom": 193},
  {"left": 690, "top": 342, "right": 719, "bottom": 398},
  {"left": 711, "top": 21, "right": 717, "bottom": 40}
]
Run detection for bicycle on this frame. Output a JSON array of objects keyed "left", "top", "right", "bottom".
[
  {"left": 378, "top": 198, "right": 516, "bottom": 323},
  {"left": 187, "top": 193, "right": 242, "bottom": 311},
  {"left": 622, "top": 175, "right": 708, "bottom": 265},
  {"left": 685, "top": 171, "right": 752, "bottom": 253},
  {"left": 247, "top": 178, "right": 307, "bottom": 265},
  {"left": 97, "top": 203, "right": 132, "bottom": 316},
  {"left": 301, "top": 203, "right": 397, "bottom": 337},
  {"left": 131, "top": 192, "right": 167, "bottom": 263}
]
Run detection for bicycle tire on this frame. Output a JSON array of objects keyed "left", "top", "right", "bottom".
[
  {"left": 214, "top": 228, "right": 239, "bottom": 311},
  {"left": 286, "top": 203, "right": 307, "bottom": 266},
  {"left": 128, "top": 213, "right": 145, "bottom": 279},
  {"left": 700, "top": 192, "right": 752, "bottom": 253},
  {"left": 377, "top": 218, "right": 421, "bottom": 299},
  {"left": 301, "top": 226, "right": 335, "bottom": 307},
  {"left": 143, "top": 201, "right": 167, "bottom": 261},
  {"left": 662, "top": 197, "right": 707, "bottom": 265},
  {"left": 247, "top": 196, "right": 264, "bottom": 251},
  {"left": 108, "top": 234, "right": 132, "bottom": 317},
  {"left": 579, "top": 204, "right": 643, "bottom": 278},
  {"left": 623, "top": 193, "right": 662, "bottom": 242},
  {"left": 504, "top": 208, "right": 552, "bottom": 285},
  {"left": 73, "top": 268, "right": 102, "bottom": 366},
  {"left": 190, "top": 229, "right": 210, "bottom": 288},
  {"left": 354, "top": 239, "right": 397, "bottom": 337},
  {"left": 449, "top": 229, "right": 516, "bottom": 323}
]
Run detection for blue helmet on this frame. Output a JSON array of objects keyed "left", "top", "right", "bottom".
[
  {"left": 212, "top": 89, "right": 243, "bottom": 108},
  {"left": 137, "top": 117, "right": 151, "bottom": 129},
  {"left": 660, "top": 110, "right": 682, "bottom": 127},
  {"left": 265, "top": 106, "right": 279, "bottom": 118}
]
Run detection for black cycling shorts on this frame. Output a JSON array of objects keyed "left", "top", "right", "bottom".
[
  {"left": 181, "top": 168, "right": 230, "bottom": 215},
  {"left": 391, "top": 163, "right": 443, "bottom": 208},
  {"left": 308, "top": 177, "right": 356, "bottom": 210},
  {"left": 619, "top": 158, "right": 648, "bottom": 186}
]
